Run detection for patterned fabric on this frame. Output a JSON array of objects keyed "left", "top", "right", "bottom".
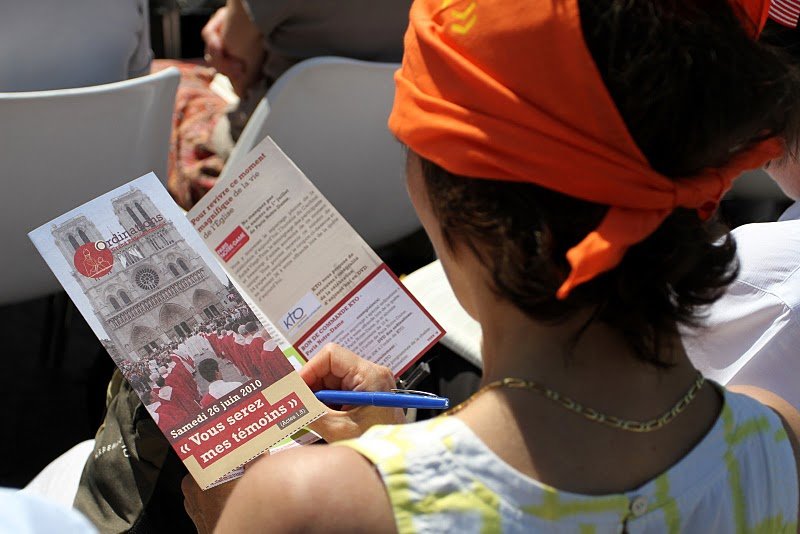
[
  {"left": 770, "top": 0, "right": 800, "bottom": 28},
  {"left": 152, "top": 60, "right": 230, "bottom": 211},
  {"left": 337, "top": 388, "right": 798, "bottom": 533}
]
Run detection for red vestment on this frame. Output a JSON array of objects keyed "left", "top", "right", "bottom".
[
  {"left": 200, "top": 392, "right": 216, "bottom": 409},
  {"left": 222, "top": 334, "right": 246, "bottom": 374},
  {"left": 165, "top": 368, "right": 199, "bottom": 415},
  {"left": 249, "top": 338, "right": 294, "bottom": 385},
  {"left": 155, "top": 398, "right": 186, "bottom": 431}
]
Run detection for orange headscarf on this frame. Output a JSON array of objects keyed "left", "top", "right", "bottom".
[{"left": 389, "top": 0, "right": 781, "bottom": 299}]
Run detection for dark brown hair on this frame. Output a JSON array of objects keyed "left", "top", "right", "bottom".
[{"left": 419, "top": 0, "right": 800, "bottom": 366}]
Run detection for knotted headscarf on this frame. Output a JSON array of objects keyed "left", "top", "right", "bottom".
[{"left": 389, "top": 0, "right": 781, "bottom": 299}]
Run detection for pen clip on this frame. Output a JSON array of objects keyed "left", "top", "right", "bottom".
[
  {"left": 390, "top": 389, "right": 440, "bottom": 398},
  {"left": 396, "top": 361, "right": 431, "bottom": 390}
]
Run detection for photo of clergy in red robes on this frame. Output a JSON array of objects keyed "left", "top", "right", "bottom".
[{"left": 116, "top": 289, "right": 298, "bottom": 432}]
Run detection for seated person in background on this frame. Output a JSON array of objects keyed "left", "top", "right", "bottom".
[
  {"left": 191, "top": 0, "right": 412, "bottom": 184},
  {"left": 169, "top": 0, "right": 413, "bottom": 209},
  {"left": 0, "top": 0, "right": 151, "bottom": 91},
  {"left": 684, "top": 16, "right": 800, "bottom": 411},
  {"left": 198, "top": 358, "right": 242, "bottom": 400},
  {"left": 183, "top": 0, "right": 800, "bottom": 531}
]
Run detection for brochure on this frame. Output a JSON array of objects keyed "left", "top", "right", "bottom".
[{"left": 29, "top": 137, "right": 444, "bottom": 489}]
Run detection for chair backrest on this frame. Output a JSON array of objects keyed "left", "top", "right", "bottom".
[
  {"left": 0, "top": 67, "right": 180, "bottom": 305},
  {"left": 223, "top": 57, "right": 420, "bottom": 250},
  {"left": 727, "top": 169, "right": 788, "bottom": 201}
]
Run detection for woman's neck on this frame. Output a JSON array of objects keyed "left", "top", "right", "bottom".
[
  {"left": 453, "top": 293, "right": 722, "bottom": 495},
  {"left": 474, "top": 294, "right": 700, "bottom": 421}
]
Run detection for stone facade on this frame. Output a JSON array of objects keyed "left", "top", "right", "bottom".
[{"left": 52, "top": 188, "right": 229, "bottom": 360}]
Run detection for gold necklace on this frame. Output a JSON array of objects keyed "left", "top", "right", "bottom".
[{"left": 446, "top": 372, "right": 706, "bottom": 433}]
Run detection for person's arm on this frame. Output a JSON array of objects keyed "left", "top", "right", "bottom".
[
  {"left": 201, "top": 0, "right": 264, "bottom": 96},
  {"left": 727, "top": 385, "right": 800, "bottom": 527},
  {"left": 726, "top": 312, "right": 800, "bottom": 411},
  {"left": 183, "top": 344, "right": 403, "bottom": 531},
  {"left": 215, "top": 445, "right": 396, "bottom": 533}
]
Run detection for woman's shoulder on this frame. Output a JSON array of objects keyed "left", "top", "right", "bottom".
[
  {"left": 218, "top": 444, "right": 396, "bottom": 532},
  {"left": 336, "top": 401, "right": 798, "bottom": 532}
]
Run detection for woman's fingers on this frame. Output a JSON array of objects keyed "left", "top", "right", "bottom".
[
  {"left": 299, "top": 343, "right": 395, "bottom": 393},
  {"left": 299, "top": 344, "right": 402, "bottom": 441}
]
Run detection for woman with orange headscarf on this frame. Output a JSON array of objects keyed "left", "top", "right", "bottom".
[{"left": 186, "top": 0, "right": 800, "bottom": 531}]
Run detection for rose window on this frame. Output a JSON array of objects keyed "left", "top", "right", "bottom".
[{"left": 135, "top": 268, "right": 160, "bottom": 291}]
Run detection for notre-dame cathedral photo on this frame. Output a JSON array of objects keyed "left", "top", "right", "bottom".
[{"left": 50, "top": 187, "right": 231, "bottom": 362}]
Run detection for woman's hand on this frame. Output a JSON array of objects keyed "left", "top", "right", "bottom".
[
  {"left": 181, "top": 475, "right": 240, "bottom": 534},
  {"left": 300, "top": 343, "right": 406, "bottom": 442}
]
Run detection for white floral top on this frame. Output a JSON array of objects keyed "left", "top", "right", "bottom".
[{"left": 338, "top": 388, "right": 797, "bottom": 533}]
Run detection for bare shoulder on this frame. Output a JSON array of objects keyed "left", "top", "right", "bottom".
[{"left": 216, "top": 444, "right": 397, "bottom": 533}]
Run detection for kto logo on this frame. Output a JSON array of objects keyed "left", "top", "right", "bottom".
[
  {"left": 282, "top": 291, "right": 322, "bottom": 333},
  {"left": 74, "top": 241, "right": 113, "bottom": 279},
  {"left": 282, "top": 307, "right": 305, "bottom": 330}
]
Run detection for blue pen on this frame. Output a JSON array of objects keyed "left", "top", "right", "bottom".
[{"left": 314, "top": 389, "right": 450, "bottom": 410}]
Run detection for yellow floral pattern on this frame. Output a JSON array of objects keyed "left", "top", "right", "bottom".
[{"left": 337, "top": 388, "right": 797, "bottom": 533}]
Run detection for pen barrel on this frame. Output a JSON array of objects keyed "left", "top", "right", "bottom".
[
  {"left": 314, "top": 390, "right": 449, "bottom": 410},
  {"left": 369, "top": 392, "right": 450, "bottom": 409}
]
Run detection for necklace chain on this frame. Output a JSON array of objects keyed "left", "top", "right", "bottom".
[{"left": 446, "top": 372, "right": 706, "bottom": 433}]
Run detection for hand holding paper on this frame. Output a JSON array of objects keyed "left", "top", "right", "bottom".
[
  {"left": 28, "top": 137, "right": 444, "bottom": 489},
  {"left": 300, "top": 343, "right": 405, "bottom": 442}
]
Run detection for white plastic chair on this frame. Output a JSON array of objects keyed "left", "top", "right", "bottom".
[
  {"left": 223, "top": 57, "right": 420, "bottom": 249},
  {"left": 0, "top": 67, "right": 180, "bottom": 304}
]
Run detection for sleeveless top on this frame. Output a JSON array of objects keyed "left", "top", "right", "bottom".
[{"left": 336, "top": 388, "right": 798, "bottom": 533}]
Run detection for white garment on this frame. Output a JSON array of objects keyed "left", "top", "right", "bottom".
[
  {"left": 0, "top": 0, "right": 152, "bottom": 92},
  {"left": 339, "top": 389, "right": 797, "bottom": 532},
  {"left": 208, "top": 380, "right": 243, "bottom": 399},
  {"left": 176, "top": 342, "right": 193, "bottom": 359},
  {"left": 0, "top": 487, "right": 96, "bottom": 533},
  {"left": 145, "top": 401, "right": 162, "bottom": 424},
  {"left": 262, "top": 337, "right": 279, "bottom": 352},
  {"left": 685, "top": 201, "right": 800, "bottom": 409},
  {"left": 23, "top": 440, "right": 96, "bottom": 508},
  {"left": 184, "top": 335, "right": 202, "bottom": 356},
  {"left": 157, "top": 386, "right": 173, "bottom": 401},
  {"left": 194, "top": 334, "right": 214, "bottom": 355}
]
